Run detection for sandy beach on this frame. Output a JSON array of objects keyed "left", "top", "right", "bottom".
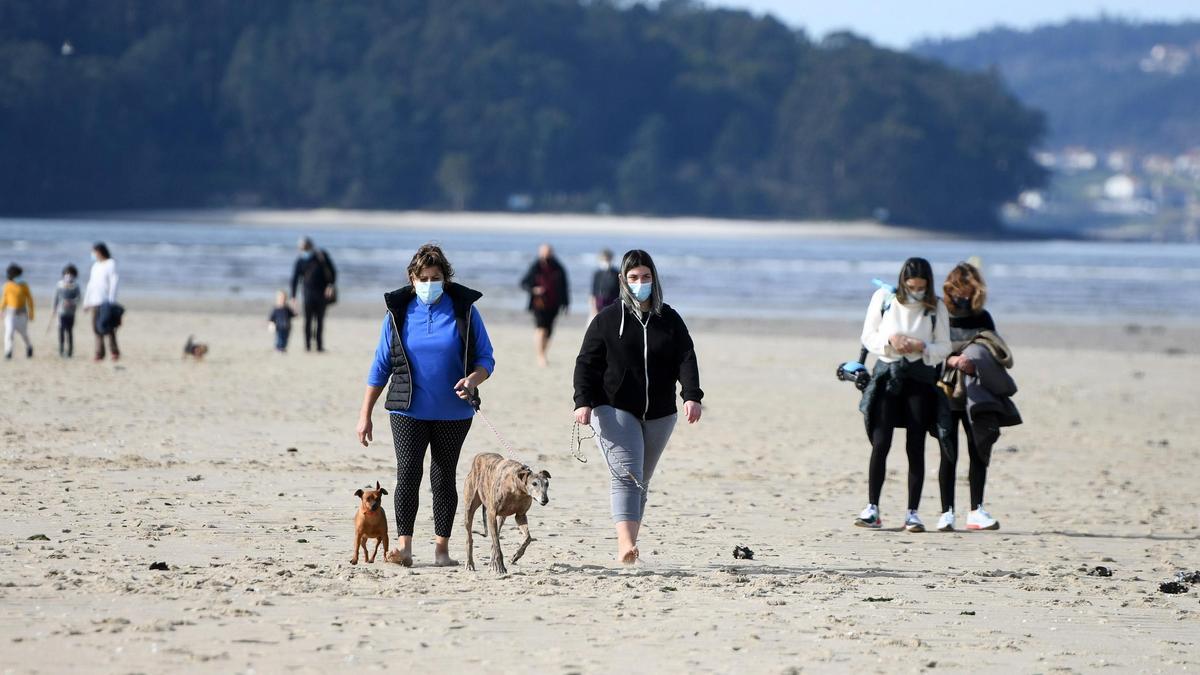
[{"left": 1, "top": 306, "right": 1198, "bottom": 673}]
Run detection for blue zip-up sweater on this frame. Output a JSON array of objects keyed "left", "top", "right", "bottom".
[{"left": 367, "top": 292, "right": 495, "bottom": 420}]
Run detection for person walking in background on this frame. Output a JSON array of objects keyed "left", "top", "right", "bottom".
[
  {"left": 51, "top": 264, "right": 80, "bottom": 358},
  {"left": 937, "top": 261, "right": 1021, "bottom": 532},
  {"left": 267, "top": 289, "right": 296, "bottom": 353},
  {"left": 573, "top": 249, "right": 703, "bottom": 564},
  {"left": 2, "top": 263, "right": 35, "bottom": 359},
  {"left": 83, "top": 242, "right": 121, "bottom": 362},
  {"left": 290, "top": 236, "right": 337, "bottom": 352},
  {"left": 855, "top": 257, "right": 950, "bottom": 533},
  {"left": 589, "top": 248, "right": 620, "bottom": 321},
  {"left": 520, "top": 243, "right": 569, "bottom": 367},
  {"left": 355, "top": 244, "right": 495, "bottom": 567}
]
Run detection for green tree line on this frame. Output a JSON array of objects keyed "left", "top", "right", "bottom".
[{"left": 0, "top": 0, "right": 1046, "bottom": 231}]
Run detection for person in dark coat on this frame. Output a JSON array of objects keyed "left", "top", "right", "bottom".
[
  {"left": 290, "top": 236, "right": 337, "bottom": 352},
  {"left": 520, "top": 243, "right": 569, "bottom": 367},
  {"left": 590, "top": 248, "right": 620, "bottom": 321}
]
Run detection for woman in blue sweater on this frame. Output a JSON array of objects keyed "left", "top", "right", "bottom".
[{"left": 356, "top": 244, "right": 495, "bottom": 567}]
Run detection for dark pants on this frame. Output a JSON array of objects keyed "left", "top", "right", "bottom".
[
  {"left": 389, "top": 414, "right": 473, "bottom": 538},
  {"left": 275, "top": 327, "right": 290, "bottom": 352},
  {"left": 868, "top": 379, "right": 933, "bottom": 511},
  {"left": 58, "top": 314, "right": 75, "bottom": 357},
  {"left": 92, "top": 312, "right": 119, "bottom": 359},
  {"left": 939, "top": 410, "right": 998, "bottom": 511},
  {"left": 303, "top": 298, "right": 326, "bottom": 351}
]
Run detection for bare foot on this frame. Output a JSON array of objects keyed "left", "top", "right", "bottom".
[
  {"left": 385, "top": 548, "right": 412, "bottom": 567},
  {"left": 617, "top": 546, "right": 639, "bottom": 565},
  {"left": 433, "top": 550, "right": 459, "bottom": 567}
]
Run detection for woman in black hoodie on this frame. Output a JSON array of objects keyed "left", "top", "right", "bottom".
[{"left": 573, "top": 249, "right": 703, "bottom": 564}]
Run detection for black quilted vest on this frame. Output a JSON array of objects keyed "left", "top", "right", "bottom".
[{"left": 382, "top": 283, "right": 483, "bottom": 412}]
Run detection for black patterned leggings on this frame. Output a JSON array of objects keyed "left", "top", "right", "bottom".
[{"left": 389, "top": 414, "right": 473, "bottom": 538}]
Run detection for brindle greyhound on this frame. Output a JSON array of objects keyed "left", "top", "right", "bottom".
[{"left": 462, "top": 452, "right": 551, "bottom": 574}]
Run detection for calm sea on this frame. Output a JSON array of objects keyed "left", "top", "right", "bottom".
[{"left": 2, "top": 217, "right": 1198, "bottom": 323}]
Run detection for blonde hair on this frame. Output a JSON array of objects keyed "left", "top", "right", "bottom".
[{"left": 942, "top": 262, "right": 987, "bottom": 313}]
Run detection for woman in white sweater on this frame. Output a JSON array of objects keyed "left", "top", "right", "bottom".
[
  {"left": 855, "top": 257, "right": 950, "bottom": 532},
  {"left": 83, "top": 242, "right": 120, "bottom": 361}
]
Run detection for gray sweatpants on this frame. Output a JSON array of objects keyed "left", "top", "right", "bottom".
[{"left": 590, "top": 405, "right": 678, "bottom": 523}]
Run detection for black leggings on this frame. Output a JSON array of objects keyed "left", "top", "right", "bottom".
[
  {"left": 303, "top": 298, "right": 326, "bottom": 350},
  {"left": 939, "top": 411, "right": 994, "bottom": 512},
  {"left": 58, "top": 315, "right": 75, "bottom": 356},
  {"left": 868, "top": 380, "right": 933, "bottom": 511},
  {"left": 389, "top": 414, "right": 472, "bottom": 538}
]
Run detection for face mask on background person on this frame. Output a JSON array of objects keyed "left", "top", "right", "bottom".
[
  {"left": 953, "top": 297, "right": 971, "bottom": 312},
  {"left": 91, "top": 252, "right": 98, "bottom": 262},
  {"left": 907, "top": 289, "right": 926, "bottom": 302},
  {"left": 629, "top": 281, "right": 652, "bottom": 302},
  {"left": 415, "top": 280, "right": 444, "bottom": 305}
]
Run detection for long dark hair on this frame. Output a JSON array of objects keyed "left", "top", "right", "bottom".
[
  {"left": 619, "top": 249, "right": 663, "bottom": 315},
  {"left": 93, "top": 242, "right": 111, "bottom": 260},
  {"left": 895, "top": 257, "right": 937, "bottom": 312}
]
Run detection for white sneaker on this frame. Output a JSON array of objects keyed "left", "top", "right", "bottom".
[
  {"left": 904, "top": 510, "right": 925, "bottom": 533},
  {"left": 854, "top": 504, "right": 882, "bottom": 529},
  {"left": 967, "top": 507, "right": 1000, "bottom": 531},
  {"left": 937, "top": 509, "right": 955, "bottom": 532}
]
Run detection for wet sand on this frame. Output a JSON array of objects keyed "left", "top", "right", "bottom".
[{"left": 1, "top": 307, "right": 1197, "bottom": 673}]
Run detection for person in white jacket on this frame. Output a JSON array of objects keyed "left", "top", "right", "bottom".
[
  {"left": 854, "top": 257, "right": 950, "bottom": 533},
  {"left": 82, "top": 242, "right": 120, "bottom": 361}
]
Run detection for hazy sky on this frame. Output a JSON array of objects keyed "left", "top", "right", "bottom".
[{"left": 714, "top": 1, "right": 1200, "bottom": 47}]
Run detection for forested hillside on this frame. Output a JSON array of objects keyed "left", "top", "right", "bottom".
[
  {"left": 915, "top": 18, "right": 1200, "bottom": 152},
  {"left": 0, "top": 0, "right": 1047, "bottom": 231}
]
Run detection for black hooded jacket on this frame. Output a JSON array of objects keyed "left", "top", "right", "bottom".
[{"left": 573, "top": 301, "right": 703, "bottom": 420}]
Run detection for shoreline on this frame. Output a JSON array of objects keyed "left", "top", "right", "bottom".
[{"left": 63, "top": 208, "right": 964, "bottom": 240}]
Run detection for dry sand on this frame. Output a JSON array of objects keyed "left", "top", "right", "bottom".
[{"left": 1, "top": 306, "right": 1198, "bottom": 673}]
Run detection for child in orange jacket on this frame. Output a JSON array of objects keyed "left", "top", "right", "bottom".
[{"left": 3, "top": 263, "right": 35, "bottom": 359}]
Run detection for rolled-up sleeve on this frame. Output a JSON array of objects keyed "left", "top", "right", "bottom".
[
  {"left": 469, "top": 307, "right": 495, "bottom": 375},
  {"left": 366, "top": 316, "right": 392, "bottom": 387}
]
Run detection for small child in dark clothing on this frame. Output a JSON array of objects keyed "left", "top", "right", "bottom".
[
  {"left": 267, "top": 290, "right": 296, "bottom": 352},
  {"left": 52, "top": 264, "right": 80, "bottom": 357}
]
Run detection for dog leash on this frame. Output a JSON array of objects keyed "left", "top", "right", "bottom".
[
  {"left": 464, "top": 388, "right": 534, "bottom": 468},
  {"left": 571, "top": 421, "right": 648, "bottom": 494}
]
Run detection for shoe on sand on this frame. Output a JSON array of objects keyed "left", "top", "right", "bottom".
[
  {"left": 854, "top": 504, "right": 882, "bottom": 529},
  {"left": 937, "top": 509, "right": 955, "bottom": 532},
  {"left": 967, "top": 507, "right": 1000, "bottom": 530},
  {"left": 904, "top": 510, "right": 925, "bottom": 533}
]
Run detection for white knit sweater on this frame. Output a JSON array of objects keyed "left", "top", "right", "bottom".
[
  {"left": 83, "top": 259, "right": 119, "bottom": 308},
  {"left": 860, "top": 287, "right": 950, "bottom": 366}
]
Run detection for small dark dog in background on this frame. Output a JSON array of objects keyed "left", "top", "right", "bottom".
[{"left": 183, "top": 335, "right": 209, "bottom": 361}]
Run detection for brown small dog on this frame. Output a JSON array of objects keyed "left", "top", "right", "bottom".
[
  {"left": 462, "top": 453, "right": 551, "bottom": 574},
  {"left": 351, "top": 481, "right": 389, "bottom": 565},
  {"left": 183, "top": 335, "right": 209, "bottom": 361}
]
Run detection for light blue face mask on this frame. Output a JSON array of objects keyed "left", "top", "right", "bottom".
[
  {"left": 302, "top": 250, "right": 315, "bottom": 260},
  {"left": 91, "top": 252, "right": 98, "bottom": 262},
  {"left": 415, "top": 280, "right": 444, "bottom": 305},
  {"left": 629, "top": 281, "right": 652, "bottom": 302}
]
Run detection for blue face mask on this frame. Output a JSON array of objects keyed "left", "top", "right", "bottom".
[
  {"left": 629, "top": 281, "right": 652, "bottom": 302},
  {"left": 12, "top": 276, "right": 24, "bottom": 285},
  {"left": 301, "top": 250, "right": 315, "bottom": 260},
  {"left": 91, "top": 252, "right": 98, "bottom": 262},
  {"left": 415, "top": 280, "right": 444, "bottom": 305}
]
